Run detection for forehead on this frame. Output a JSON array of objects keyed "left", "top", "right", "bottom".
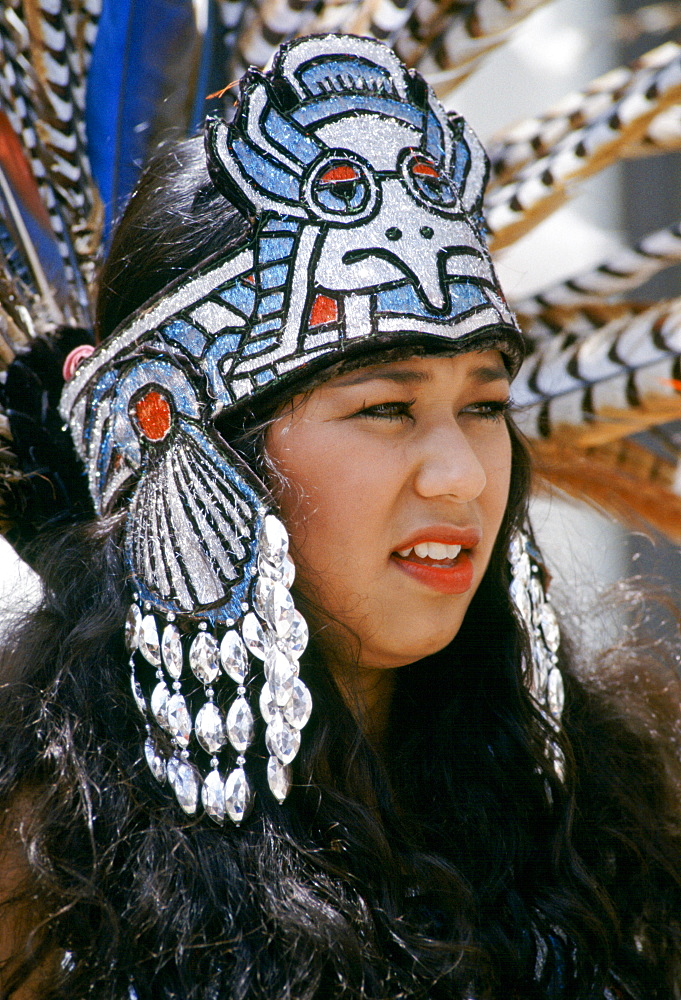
[{"left": 324, "top": 349, "right": 510, "bottom": 387}]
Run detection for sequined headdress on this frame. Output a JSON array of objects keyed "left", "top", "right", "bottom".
[{"left": 55, "top": 34, "right": 560, "bottom": 822}]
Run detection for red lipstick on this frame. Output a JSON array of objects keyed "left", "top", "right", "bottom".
[{"left": 390, "top": 527, "right": 480, "bottom": 595}]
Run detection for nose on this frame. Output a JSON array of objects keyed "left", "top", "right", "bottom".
[{"left": 412, "top": 421, "right": 487, "bottom": 502}]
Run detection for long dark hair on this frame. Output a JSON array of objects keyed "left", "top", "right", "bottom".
[{"left": 0, "top": 136, "right": 680, "bottom": 1000}]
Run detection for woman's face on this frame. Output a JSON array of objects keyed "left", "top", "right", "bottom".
[{"left": 265, "top": 350, "right": 512, "bottom": 671}]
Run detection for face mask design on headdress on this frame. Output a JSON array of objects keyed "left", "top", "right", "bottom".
[{"left": 60, "top": 34, "right": 526, "bottom": 823}]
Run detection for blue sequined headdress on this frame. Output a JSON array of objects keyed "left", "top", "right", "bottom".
[{"left": 60, "top": 35, "right": 553, "bottom": 825}]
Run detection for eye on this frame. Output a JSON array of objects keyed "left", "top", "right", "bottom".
[
  {"left": 402, "top": 152, "right": 459, "bottom": 210},
  {"left": 305, "top": 153, "right": 377, "bottom": 221},
  {"left": 355, "top": 400, "right": 415, "bottom": 421},
  {"left": 460, "top": 399, "right": 511, "bottom": 422}
]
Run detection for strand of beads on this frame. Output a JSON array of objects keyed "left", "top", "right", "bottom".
[
  {"left": 123, "top": 513, "right": 312, "bottom": 822},
  {"left": 508, "top": 530, "right": 565, "bottom": 781}
]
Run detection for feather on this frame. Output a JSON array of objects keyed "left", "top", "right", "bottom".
[
  {"left": 485, "top": 43, "right": 681, "bottom": 251},
  {"left": 514, "top": 299, "right": 681, "bottom": 442},
  {"left": 532, "top": 436, "right": 681, "bottom": 544},
  {"left": 486, "top": 43, "right": 680, "bottom": 185},
  {"left": 85, "top": 0, "right": 205, "bottom": 235},
  {"left": 513, "top": 222, "right": 681, "bottom": 322},
  {"left": 394, "top": 0, "right": 548, "bottom": 92}
]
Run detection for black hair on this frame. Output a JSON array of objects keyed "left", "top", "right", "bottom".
[{"left": 0, "top": 135, "right": 680, "bottom": 1000}]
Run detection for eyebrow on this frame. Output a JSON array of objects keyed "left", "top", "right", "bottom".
[{"left": 331, "top": 361, "right": 510, "bottom": 387}]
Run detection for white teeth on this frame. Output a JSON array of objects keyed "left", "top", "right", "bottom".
[{"left": 396, "top": 542, "right": 462, "bottom": 560}]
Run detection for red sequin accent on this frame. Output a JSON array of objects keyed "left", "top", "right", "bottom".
[
  {"left": 412, "top": 160, "right": 439, "bottom": 177},
  {"left": 309, "top": 294, "right": 338, "bottom": 327},
  {"left": 319, "top": 164, "right": 359, "bottom": 184},
  {"left": 135, "top": 390, "right": 172, "bottom": 441},
  {"left": 243, "top": 273, "right": 256, "bottom": 285}
]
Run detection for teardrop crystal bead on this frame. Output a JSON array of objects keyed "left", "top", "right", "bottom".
[
  {"left": 284, "top": 678, "right": 312, "bottom": 730},
  {"left": 125, "top": 604, "right": 142, "bottom": 652},
  {"left": 267, "top": 648, "right": 296, "bottom": 707},
  {"left": 258, "top": 554, "right": 295, "bottom": 588},
  {"left": 267, "top": 756, "right": 291, "bottom": 803},
  {"left": 509, "top": 578, "right": 532, "bottom": 625},
  {"left": 226, "top": 696, "right": 254, "bottom": 752},
  {"left": 547, "top": 667, "right": 565, "bottom": 718},
  {"left": 161, "top": 623, "right": 183, "bottom": 679},
  {"left": 265, "top": 715, "right": 300, "bottom": 765},
  {"left": 144, "top": 738, "right": 166, "bottom": 784},
  {"left": 224, "top": 767, "right": 252, "bottom": 824},
  {"left": 150, "top": 681, "right": 170, "bottom": 728},
  {"left": 253, "top": 576, "right": 274, "bottom": 621},
  {"left": 139, "top": 614, "right": 162, "bottom": 666},
  {"left": 201, "top": 768, "right": 226, "bottom": 824},
  {"left": 281, "top": 612, "right": 308, "bottom": 659},
  {"left": 242, "top": 613, "right": 268, "bottom": 659},
  {"left": 130, "top": 671, "right": 146, "bottom": 714},
  {"left": 540, "top": 603, "right": 560, "bottom": 653},
  {"left": 259, "top": 681, "right": 276, "bottom": 725},
  {"left": 265, "top": 582, "right": 295, "bottom": 638},
  {"left": 195, "top": 702, "right": 226, "bottom": 753},
  {"left": 166, "top": 692, "right": 192, "bottom": 747},
  {"left": 258, "top": 515, "right": 288, "bottom": 566},
  {"left": 168, "top": 757, "right": 200, "bottom": 815},
  {"left": 189, "top": 631, "right": 220, "bottom": 684},
  {"left": 220, "top": 629, "right": 248, "bottom": 683}
]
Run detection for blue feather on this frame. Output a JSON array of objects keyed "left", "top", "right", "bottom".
[{"left": 85, "top": 0, "right": 203, "bottom": 239}]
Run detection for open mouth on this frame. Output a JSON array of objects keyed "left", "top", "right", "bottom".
[{"left": 394, "top": 541, "right": 462, "bottom": 565}]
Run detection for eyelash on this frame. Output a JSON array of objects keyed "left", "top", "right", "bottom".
[{"left": 356, "top": 399, "right": 511, "bottom": 422}]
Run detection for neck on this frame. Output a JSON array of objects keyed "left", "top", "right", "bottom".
[{"left": 331, "top": 658, "right": 397, "bottom": 749}]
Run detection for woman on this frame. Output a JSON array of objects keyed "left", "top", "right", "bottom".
[{"left": 0, "top": 33, "right": 680, "bottom": 1000}]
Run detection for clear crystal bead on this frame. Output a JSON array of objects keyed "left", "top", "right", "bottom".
[
  {"left": 161, "top": 623, "right": 183, "bottom": 679},
  {"left": 539, "top": 602, "right": 560, "bottom": 653},
  {"left": 139, "top": 614, "right": 162, "bottom": 666},
  {"left": 258, "top": 554, "right": 295, "bottom": 588},
  {"left": 224, "top": 767, "right": 252, "bottom": 824},
  {"left": 265, "top": 715, "right": 300, "bottom": 764},
  {"left": 242, "top": 613, "right": 268, "bottom": 659},
  {"left": 529, "top": 578, "right": 544, "bottom": 626},
  {"left": 167, "top": 692, "right": 192, "bottom": 747},
  {"left": 265, "top": 582, "right": 295, "bottom": 638},
  {"left": 167, "top": 757, "right": 200, "bottom": 815},
  {"left": 508, "top": 531, "right": 525, "bottom": 564},
  {"left": 551, "top": 743, "right": 566, "bottom": 782},
  {"left": 130, "top": 671, "right": 146, "bottom": 714},
  {"left": 259, "top": 681, "right": 276, "bottom": 725},
  {"left": 144, "top": 738, "right": 166, "bottom": 783},
  {"left": 267, "top": 756, "right": 291, "bottom": 803},
  {"left": 258, "top": 514, "right": 288, "bottom": 566},
  {"left": 510, "top": 578, "right": 532, "bottom": 625},
  {"left": 220, "top": 629, "right": 248, "bottom": 682},
  {"left": 281, "top": 612, "right": 309, "bottom": 659},
  {"left": 226, "top": 696, "right": 254, "bottom": 752},
  {"left": 189, "top": 632, "right": 220, "bottom": 684},
  {"left": 150, "top": 681, "right": 169, "bottom": 728},
  {"left": 253, "top": 576, "right": 274, "bottom": 620},
  {"left": 547, "top": 667, "right": 565, "bottom": 718},
  {"left": 201, "top": 768, "right": 226, "bottom": 824},
  {"left": 512, "top": 551, "right": 531, "bottom": 587},
  {"left": 284, "top": 677, "right": 312, "bottom": 730},
  {"left": 532, "top": 644, "right": 550, "bottom": 695},
  {"left": 125, "top": 604, "right": 142, "bottom": 652},
  {"left": 266, "top": 648, "right": 296, "bottom": 707},
  {"left": 195, "top": 702, "right": 227, "bottom": 753}
]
